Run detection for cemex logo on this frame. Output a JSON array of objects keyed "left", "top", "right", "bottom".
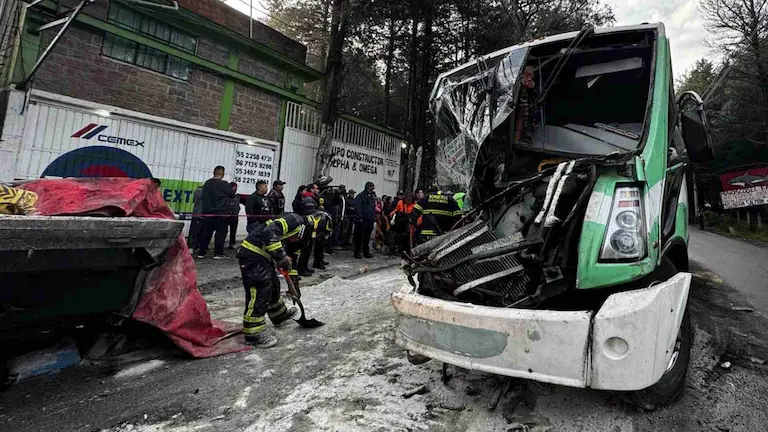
[{"left": 72, "top": 124, "right": 145, "bottom": 147}]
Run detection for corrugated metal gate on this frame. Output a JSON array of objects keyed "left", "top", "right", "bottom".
[
  {"left": 8, "top": 92, "right": 279, "bottom": 215},
  {"left": 280, "top": 102, "right": 402, "bottom": 199}
]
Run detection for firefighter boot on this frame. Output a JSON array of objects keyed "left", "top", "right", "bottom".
[
  {"left": 245, "top": 330, "right": 278, "bottom": 348},
  {"left": 269, "top": 299, "right": 300, "bottom": 328}
]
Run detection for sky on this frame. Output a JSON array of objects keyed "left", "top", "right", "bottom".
[
  {"left": 222, "top": 0, "right": 712, "bottom": 79},
  {"left": 607, "top": 0, "right": 712, "bottom": 79}
]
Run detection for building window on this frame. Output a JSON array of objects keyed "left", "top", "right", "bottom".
[{"left": 101, "top": 4, "right": 196, "bottom": 80}]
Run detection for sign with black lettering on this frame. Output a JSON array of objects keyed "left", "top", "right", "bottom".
[
  {"left": 384, "top": 158, "right": 398, "bottom": 181},
  {"left": 234, "top": 144, "right": 275, "bottom": 194},
  {"left": 720, "top": 186, "right": 768, "bottom": 210},
  {"left": 329, "top": 144, "right": 385, "bottom": 175}
]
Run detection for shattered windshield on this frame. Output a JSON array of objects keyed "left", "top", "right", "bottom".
[{"left": 431, "top": 48, "right": 529, "bottom": 190}]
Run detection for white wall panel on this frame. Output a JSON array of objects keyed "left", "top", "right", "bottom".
[{"left": 4, "top": 91, "right": 280, "bottom": 218}]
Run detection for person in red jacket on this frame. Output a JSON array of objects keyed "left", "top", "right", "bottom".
[{"left": 390, "top": 192, "right": 416, "bottom": 257}]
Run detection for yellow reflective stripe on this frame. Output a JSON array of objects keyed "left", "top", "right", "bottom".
[
  {"left": 278, "top": 218, "right": 288, "bottom": 233},
  {"left": 424, "top": 209, "right": 453, "bottom": 216},
  {"left": 421, "top": 230, "right": 437, "bottom": 235},
  {"left": 413, "top": 204, "right": 423, "bottom": 212},
  {"left": 245, "top": 287, "right": 258, "bottom": 318},
  {"left": 265, "top": 242, "right": 283, "bottom": 252},
  {"left": 288, "top": 269, "right": 298, "bottom": 276},
  {"left": 243, "top": 315, "right": 265, "bottom": 324},
  {"left": 241, "top": 240, "right": 271, "bottom": 259},
  {"left": 243, "top": 326, "right": 266, "bottom": 334},
  {"left": 451, "top": 210, "right": 463, "bottom": 216},
  {"left": 268, "top": 304, "right": 287, "bottom": 316},
  {"left": 281, "top": 226, "right": 302, "bottom": 240}
]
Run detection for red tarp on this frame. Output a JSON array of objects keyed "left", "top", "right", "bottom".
[{"left": 18, "top": 178, "right": 250, "bottom": 358}]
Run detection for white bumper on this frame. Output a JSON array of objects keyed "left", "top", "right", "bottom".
[{"left": 391, "top": 272, "right": 691, "bottom": 391}]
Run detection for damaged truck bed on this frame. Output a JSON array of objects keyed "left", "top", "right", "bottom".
[
  {"left": 0, "top": 215, "right": 183, "bottom": 347},
  {"left": 392, "top": 23, "right": 714, "bottom": 410}
]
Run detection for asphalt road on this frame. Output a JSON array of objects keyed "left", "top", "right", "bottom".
[
  {"left": 3, "top": 240, "right": 768, "bottom": 431},
  {"left": 689, "top": 227, "right": 768, "bottom": 312}
]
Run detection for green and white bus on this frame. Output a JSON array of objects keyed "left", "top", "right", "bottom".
[{"left": 392, "top": 23, "right": 713, "bottom": 409}]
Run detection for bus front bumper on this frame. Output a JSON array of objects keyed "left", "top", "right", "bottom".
[{"left": 391, "top": 273, "right": 691, "bottom": 391}]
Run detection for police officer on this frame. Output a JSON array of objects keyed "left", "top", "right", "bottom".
[
  {"left": 246, "top": 180, "right": 273, "bottom": 232},
  {"left": 237, "top": 212, "right": 307, "bottom": 348},
  {"left": 411, "top": 189, "right": 462, "bottom": 244}
]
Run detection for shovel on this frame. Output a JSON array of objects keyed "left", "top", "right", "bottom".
[{"left": 279, "top": 269, "right": 324, "bottom": 328}]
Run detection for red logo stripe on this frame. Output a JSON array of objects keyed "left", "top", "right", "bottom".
[{"left": 72, "top": 123, "right": 98, "bottom": 138}]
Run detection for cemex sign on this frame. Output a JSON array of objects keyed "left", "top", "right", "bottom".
[
  {"left": 72, "top": 124, "right": 145, "bottom": 147},
  {"left": 719, "top": 165, "right": 768, "bottom": 210}
]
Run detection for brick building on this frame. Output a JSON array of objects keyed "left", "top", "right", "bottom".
[
  {"left": 11, "top": 0, "right": 321, "bottom": 141},
  {"left": 0, "top": 0, "right": 404, "bottom": 216}
]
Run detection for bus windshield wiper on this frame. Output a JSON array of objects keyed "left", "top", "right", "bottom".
[{"left": 536, "top": 25, "right": 594, "bottom": 105}]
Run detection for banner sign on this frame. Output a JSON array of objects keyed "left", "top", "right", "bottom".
[{"left": 720, "top": 186, "right": 768, "bottom": 210}]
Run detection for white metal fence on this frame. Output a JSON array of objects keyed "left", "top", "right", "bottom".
[
  {"left": 285, "top": 102, "right": 401, "bottom": 157},
  {"left": 281, "top": 102, "right": 402, "bottom": 199}
]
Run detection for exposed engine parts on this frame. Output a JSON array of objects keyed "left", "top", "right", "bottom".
[{"left": 404, "top": 153, "right": 633, "bottom": 308}]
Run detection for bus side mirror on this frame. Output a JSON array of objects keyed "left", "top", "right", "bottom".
[{"left": 678, "top": 91, "right": 714, "bottom": 163}]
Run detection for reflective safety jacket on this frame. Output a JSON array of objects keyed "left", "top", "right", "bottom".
[
  {"left": 307, "top": 210, "right": 333, "bottom": 239},
  {"left": 237, "top": 212, "right": 306, "bottom": 263},
  {"left": 412, "top": 191, "right": 462, "bottom": 237}
]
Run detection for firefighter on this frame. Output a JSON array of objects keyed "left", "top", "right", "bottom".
[
  {"left": 237, "top": 212, "right": 308, "bottom": 348},
  {"left": 307, "top": 208, "right": 333, "bottom": 269},
  {"left": 411, "top": 189, "right": 462, "bottom": 244}
]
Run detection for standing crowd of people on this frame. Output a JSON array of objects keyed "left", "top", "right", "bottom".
[{"left": 183, "top": 165, "right": 466, "bottom": 348}]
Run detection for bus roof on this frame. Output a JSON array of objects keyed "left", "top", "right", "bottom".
[{"left": 434, "top": 23, "right": 664, "bottom": 90}]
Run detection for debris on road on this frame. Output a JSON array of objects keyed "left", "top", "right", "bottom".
[
  {"left": 750, "top": 357, "right": 766, "bottom": 365},
  {"left": 488, "top": 380, "right": 514, "bottom": 411},
  {"left": 402, "top": 384, "right": 430, "bottom": 398},
  {"left": 732, "top": 306, "right": 755, "bottom": 312},
  {"left": 720, "top": 361, "right": 732, "bottom": 369},
  {"left": 114, "top": 359, "right": 166, "bottom": 379},
  {"left": 7, "top": 338, "right": 80, "bottom": 382}
]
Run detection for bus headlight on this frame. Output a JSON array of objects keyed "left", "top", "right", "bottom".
[{"left": 600, "top": 186, "right": 646, "bottom": 261}]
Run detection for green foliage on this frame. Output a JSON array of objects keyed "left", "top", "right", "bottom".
[{"left": 677, "top": 59, "right": 716, "bottom": 96}]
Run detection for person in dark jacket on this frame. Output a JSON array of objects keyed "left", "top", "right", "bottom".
[
  {"left": 303, "top": 183, "right": 320, "bottom": 207},
  {"left": 227, "top": 182, "right": 241, "bottom": 249},
  {"left": 237, "top": 212, "right": 306, "bottom": 347},
  {"left": 353, "top": 182, "right": 377, "bottom": 259},
  {"left": 292, "top": 185, "right": 307, "bottom": 214},
  {"left": 187, "top": 185, "right": 204, "bottom": 249},
  {"left": 267, "top": 180, "right": 286, "bottom": 215},
  {"left": 341, "top": 189, "right": 356, "bottom": 246},
  {"left": 246, "top": 180, "right": 273, "bottom": 232},
  {"left": 197, "top": 166, "right": 235, "bottom": 259}
]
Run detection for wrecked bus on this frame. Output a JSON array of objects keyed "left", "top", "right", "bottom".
[{"left": 391, "top": 23, "right": 714, "bottom": 409}]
